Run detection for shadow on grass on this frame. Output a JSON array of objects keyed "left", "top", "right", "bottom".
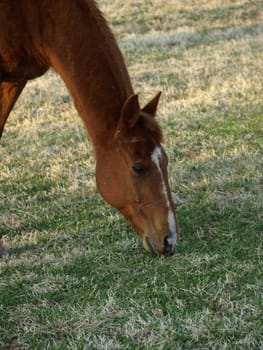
[{"left": 121, "top": 22, "right": 263, "bottom": 52}]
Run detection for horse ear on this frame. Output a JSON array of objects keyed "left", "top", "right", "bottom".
[
  {"left": 116, "top": 94, "right": 141, "bottom": 136},
  {"left": 142, "top": 91, "right": 161, "bottom": 117}
]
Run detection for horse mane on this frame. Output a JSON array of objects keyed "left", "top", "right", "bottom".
[{"left": 139, "top": 112, "right": 164, "bottom": 143}]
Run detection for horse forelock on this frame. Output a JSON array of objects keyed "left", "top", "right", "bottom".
[
  {"left": 139, "top": 112, "right": 164, "bottom": 144},
  {"left": 115, "top": 111, "right": 164, "bottom": 145}
]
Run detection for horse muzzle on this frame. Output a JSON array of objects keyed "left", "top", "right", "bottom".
[{"left": 143, "top": 234, "right": 176, "bottom": 257}]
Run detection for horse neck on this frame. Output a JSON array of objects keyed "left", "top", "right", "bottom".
[{"left": 44, "top": 0, "right": 133, "bottom": 148}]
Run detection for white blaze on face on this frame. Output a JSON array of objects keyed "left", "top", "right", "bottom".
[{"left": 151, "top": 146, "right": 177, "bottom": 246}]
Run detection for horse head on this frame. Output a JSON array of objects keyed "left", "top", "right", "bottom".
[{"left": 96, "top": 93, "right": 179, "bottom": 256}]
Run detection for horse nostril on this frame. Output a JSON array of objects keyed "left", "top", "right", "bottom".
[{"left": 163, "top": 236, "right": 174, "bottom": 256}]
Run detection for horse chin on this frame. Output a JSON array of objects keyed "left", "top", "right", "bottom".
[{"left": 142, "top": 236, "right": 160, "bottom": 256}]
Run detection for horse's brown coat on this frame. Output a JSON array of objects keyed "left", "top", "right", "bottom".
[{"left": 0, "top": 0, "right": 179, "bottom": 256}]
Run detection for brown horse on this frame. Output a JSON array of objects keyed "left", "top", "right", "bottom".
[{"left": 0, "top": 0, "right": 179, "bottom": 256}]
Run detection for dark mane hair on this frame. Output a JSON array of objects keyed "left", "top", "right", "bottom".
[{"left": 140, "top": 112, "right": 164, "bottom": 143}]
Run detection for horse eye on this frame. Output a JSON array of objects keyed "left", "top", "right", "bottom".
[{"left": 132, "top": 163, "right": 146, "bottom": 176}]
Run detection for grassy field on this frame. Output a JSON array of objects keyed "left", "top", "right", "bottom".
[{"left": 0, "top": 0, "right": 262, "bottom": 349}]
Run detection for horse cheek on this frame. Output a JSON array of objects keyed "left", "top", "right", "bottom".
[{"left": 95, "top": 154, "right": 126, "bottom": 209}]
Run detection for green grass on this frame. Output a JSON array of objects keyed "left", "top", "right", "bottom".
[{"left": 1, "top": 0, "right": 263, "bottom": 349}]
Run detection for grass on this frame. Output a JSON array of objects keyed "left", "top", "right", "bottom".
[{"left": 0, "top": 0, "right": 262, "bottom": 349}]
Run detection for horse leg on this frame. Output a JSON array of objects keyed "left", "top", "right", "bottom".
[
  {"left": 0, "top": 80, "right": 26, "bottom": 138},
  {"left": 0, "top": 80, "right": 26, "bottom": 257}
]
